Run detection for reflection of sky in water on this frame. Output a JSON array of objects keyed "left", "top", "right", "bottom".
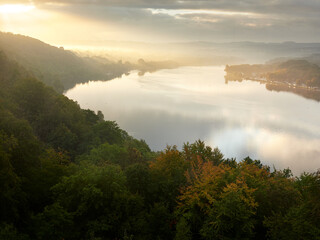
[{"left": 65, "top": 66, "right": 320, "bottom": 174}]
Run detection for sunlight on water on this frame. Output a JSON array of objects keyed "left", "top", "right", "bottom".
[{"left": 65, "top": 66, "right": 320, "bottom": 174}]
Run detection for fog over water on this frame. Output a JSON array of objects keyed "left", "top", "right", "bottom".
[{"left": 65, "top": 66, "right": 320, "bottom": 174}]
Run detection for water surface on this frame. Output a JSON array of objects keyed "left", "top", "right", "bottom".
[{"left": 65, "top": 66, "right": 320, "bottom": 174}]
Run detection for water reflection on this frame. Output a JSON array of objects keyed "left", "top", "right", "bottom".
[{"left": 65, "top": 66, "right": 320, "bottom": 174}]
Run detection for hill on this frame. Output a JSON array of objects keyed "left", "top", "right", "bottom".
[
  {"left": 225, "top": 58, "right": 320, "bottom": 101},
  {"left": 0, "top": 32, "right": 132, "bottom": 92},
  {"left": 226, "top": 54, "right": 320, "bottom": 87}
]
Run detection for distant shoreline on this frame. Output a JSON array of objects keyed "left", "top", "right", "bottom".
[{"left": 240, "top": 77, "right": 320, "bottom": 93}]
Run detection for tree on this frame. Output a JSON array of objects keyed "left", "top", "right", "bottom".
[
  {"left": 200, "top": 180, "right": 258, "bottom": 239},
  {"left": 33, "top": 203, "right": 73, "bottom": 240},
  {"left": 49, "top": 163, "right": 136, "bottom": 239},
  {"left": 175, "top": 216, "right": 192, "bottom": 240},
  {"left": 150, "top": 146, "right": 188, "bottom": 207},
  {"left": 0, "top": 131, "right": 21, "bottom": 223},
  {"left": 265, "top": 172, "right": 320, "bottom": 240},
  {"left": 183, "top": 140, "right": 224, "bottom": 166}
]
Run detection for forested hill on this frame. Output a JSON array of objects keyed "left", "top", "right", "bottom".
[
  {"left": 0, "top": 51, "right": 154, "bottom": 237},
  {"left": 1, "top": 50, "right": 319, "bottom": 239},
  {"left": 0, "top": 51, "right": 134, "bottom": 156},
  {"left": 0, "top": 32, "right": 132, "bottom": 92},
  {"left": 225, "top": 59, "right": 320, "bottom": 88}
]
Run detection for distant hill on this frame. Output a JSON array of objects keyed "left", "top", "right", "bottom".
[
  {"left": 225, "top": 59, "right": 320, "bottom": 101},
  {"left": 0, "top": 32, "right": 131, "bottom": 92},
  {"left": 226, "top": 59, "right": 320, "bottom": 87},
  {"left": 0, "top": 32, "right": 185, "bottom": 92},
  {"left": 175, "top": 41, "right": 320, "bottom": 63}
]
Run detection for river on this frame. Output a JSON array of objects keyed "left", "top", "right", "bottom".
[{"left": 65, "top": 66, "right": 320, "bottom": 174}]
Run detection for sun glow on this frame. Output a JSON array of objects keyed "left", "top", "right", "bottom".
[{"left": 0, "top": 4, "right": 35, "bottom": 14}]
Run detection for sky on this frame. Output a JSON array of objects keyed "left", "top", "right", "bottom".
[{"left": 0, "top": 0, "right": 320, "bottom": 46}]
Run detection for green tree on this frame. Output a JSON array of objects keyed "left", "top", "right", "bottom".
[
  {"left": 200, "top": 180, "right": 258, "bottom": 240},
  {"left": 33, "top": 203, "right": 73, "bottom": 240},
  {"left": 50, "top": 163, "right": 136, "bottom": 239}
]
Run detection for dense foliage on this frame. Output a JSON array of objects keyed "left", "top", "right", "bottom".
[{"left": 0, "top": 52, "right": 319, "bottom": 240}]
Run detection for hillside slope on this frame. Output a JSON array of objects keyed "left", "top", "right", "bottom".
[{"left": 0, "top": 32, "right": 131, "bottom": 92}]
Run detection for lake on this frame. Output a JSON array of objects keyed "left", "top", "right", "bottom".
[{"left": 65, "top": 66, "right": 320, "bottom": 174}]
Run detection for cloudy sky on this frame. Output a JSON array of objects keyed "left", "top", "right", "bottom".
[{"left": 0, "top": 0, "right": 320, "bottom": 46}]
